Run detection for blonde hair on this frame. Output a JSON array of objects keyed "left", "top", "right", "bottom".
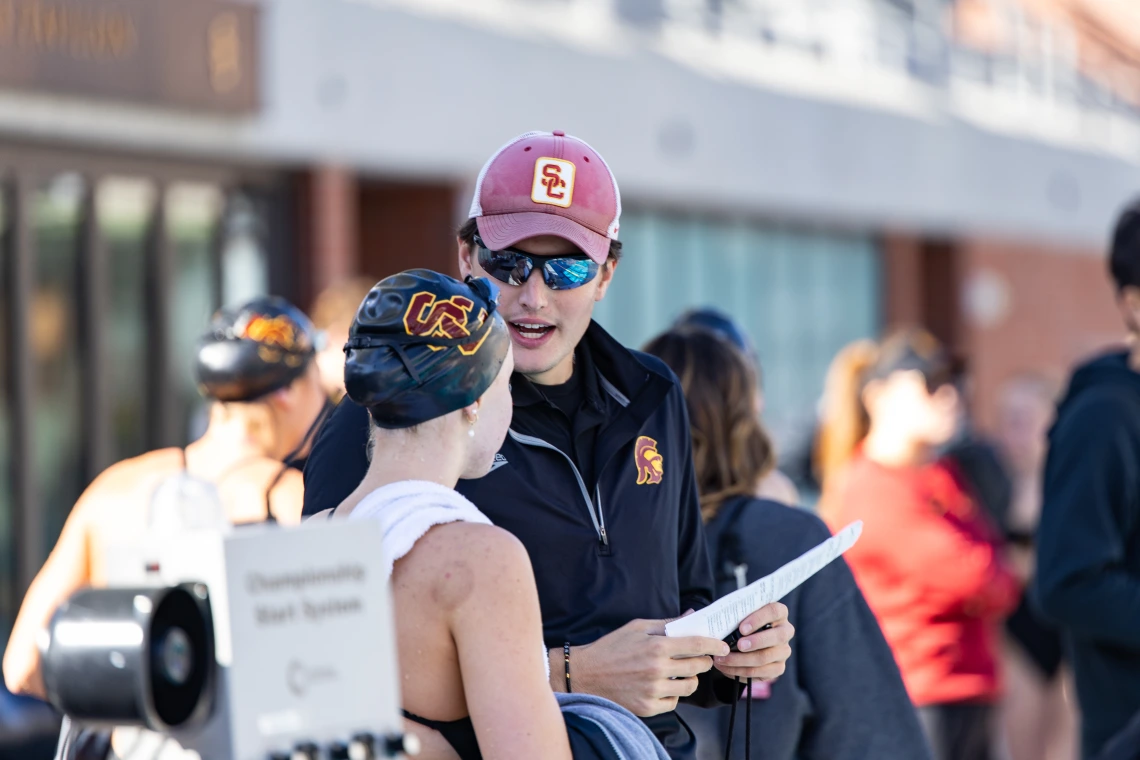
[
  {"left": 815, "top": 328, "right": 950, "bottom": 522},
  {"left": 815, "top": 340, "right": 879, "bottom": 495},
  {"left": 310, "top": 277, "right": 375, "bottom": 332}
]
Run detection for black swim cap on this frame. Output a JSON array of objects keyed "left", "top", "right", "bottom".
[
  {"left": 195, "top": 296, "right": 318, "bottom": 402},
  {"left": 344, "top": 269, "right": 510, "bottom": 429}
]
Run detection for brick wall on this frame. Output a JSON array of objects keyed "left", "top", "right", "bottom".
[{"left": 959, "top": 238, "right": 1125, "bottom": 432}]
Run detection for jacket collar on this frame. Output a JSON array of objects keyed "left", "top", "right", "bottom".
[
  {"left": 512, "top": 339, "right": 604, "bottom": 412},
  {"left": 509, "top": 320, "right": 674, "bottom": 426}
]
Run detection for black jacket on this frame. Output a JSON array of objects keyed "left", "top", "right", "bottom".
[
  {"left": 303, "top": 321, "right": 726, "bottom": 759},
  {"left": 1036, "top": 350, "right": 1140, "bottom": 759},
  {"left": 678, "top": 498, "right": 931, "bottom": 760}
]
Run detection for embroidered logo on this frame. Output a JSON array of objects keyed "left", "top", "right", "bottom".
[
  {"left": 635, "top": 436, "right": 664, "bottom": 486},
  {"left": 489, "top": 453, "right": 509, "bottom": 473},
  {"left": 403, "top": 291, "right": 490, "bottom": 356},
  {"left": 531, "top": 157, "right": 575, "bottom": 208}
]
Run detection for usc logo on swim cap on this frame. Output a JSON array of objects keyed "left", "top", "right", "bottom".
[
  {"left": 403, "top": 292, "right": 490, "bottom": 356},
  {"left": 635, "top": 436, "right": 664, "bottom": 486},
  {"left": 531, "top": 158, "right": 575, "bottom": 208}
]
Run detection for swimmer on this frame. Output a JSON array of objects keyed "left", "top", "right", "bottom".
[
  {"left": 4, "top": 296, "right": 328, "bottom": 701},
  {"left": 317, "top": 269, "right": 665, "bottom": 760}
]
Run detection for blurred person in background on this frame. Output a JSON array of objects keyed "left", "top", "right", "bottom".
[
  {"left": 941, "top": 358, "right": 1014, "bottom": 531},
  {"left": 671, "top": 308, "right": 799, "bottom": 505},
  {"left": 645, "top": 327, "right": 931, "bottom": 760},
  {"left": 1037, "top": 200, "right": 1140, "bottom": 760},
  {"left": 993, "top": 373, "right": 1077, "bottom": 760},
  {"left": 3, "top": 296, "right": 327, "bottom": 706},
  {"left": 301, "top": 131, "right": 794, "bottom": 760},
  {"left": 310, "top": 276, "right": 375, "bottom": 400},
  {"left": 817, "top": 329, "right": 1021, "bottom": 760}
]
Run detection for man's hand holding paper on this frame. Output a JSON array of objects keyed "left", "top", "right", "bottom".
[
  {"left": 561, "top": 617, "right": 731, "bottom": 717},
  {"left": 666, "top": 521, "right": 863, "bottom": 681},
  {"left": 710, "top": 602, "right": 795, "bottom": 681}
]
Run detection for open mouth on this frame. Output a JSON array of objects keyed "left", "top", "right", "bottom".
[{"left": 508, "top": 321, "right": 556, "bottom": 347}]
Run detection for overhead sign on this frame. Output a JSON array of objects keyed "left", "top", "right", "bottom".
[{"left": 0, "top": 0, "right": 259, "bottom": 113}]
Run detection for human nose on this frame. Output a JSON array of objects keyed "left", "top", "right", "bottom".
[{"left": 516, "top": 267, "right": 549, "bottom": 312}]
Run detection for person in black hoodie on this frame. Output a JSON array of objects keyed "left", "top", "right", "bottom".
[
  {"left": 644, "top": 326, "right": 931, "bottom": 760},
  {"left": 1036, "top": 199, "right": 1140, "bottom": 760}
]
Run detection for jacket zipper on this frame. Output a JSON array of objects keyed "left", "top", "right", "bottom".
[{"left": 507, "top": 429, "right": 610, "bottom": 550}]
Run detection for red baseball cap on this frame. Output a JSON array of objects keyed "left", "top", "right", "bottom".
[{"left": 468, "top": 130, "right": 622, "bottom": 265}]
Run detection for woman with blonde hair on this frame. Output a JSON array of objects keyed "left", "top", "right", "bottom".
[
  {"left": 816, "top": 328, "right": 1021, "bottom": 760},
  {"left": 644, "top": 327, "right": 928, "bottom": 760}
]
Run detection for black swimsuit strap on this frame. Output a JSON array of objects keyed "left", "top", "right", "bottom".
[
  {"left": 401, "top": 710, "right": 449, "bottom": 731},
  {"left": 401, "top": 710, "right": 480, "bottom": 760},
  {"left": 262, "top": 464, "right": 290, "bottom": 524},
  {"left": 183, "top": 451, "right": 282, "bottom": 526}
]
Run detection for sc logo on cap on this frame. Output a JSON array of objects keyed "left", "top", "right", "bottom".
[{"left": 531, "top": 158, "right": 575, "bottom": 208}]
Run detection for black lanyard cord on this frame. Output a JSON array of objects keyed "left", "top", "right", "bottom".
[
  {"left": 723, "top": 677, "right": 754, "bottom": 760},
  {"left": 282, "top": 398, "right": 335, "bottom": 468},
  {"left": 745, "top": 678, "right": 753, "bottom": 759}
]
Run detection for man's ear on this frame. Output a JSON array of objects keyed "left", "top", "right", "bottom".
[
  {"left": 458, "top": 238, "right": 474, "bottom": 278},
  {"left": 1122, "top": 286, "right": 1140, "bottom": 313},
  {"left": 594, "top": 259, "right": 618, "bottom": 303},
  {"left": 1116, "top": 286, "right": 1140, "bottom": 335}
]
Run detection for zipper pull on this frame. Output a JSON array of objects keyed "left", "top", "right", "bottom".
[{"left": 597, "top": 526, "right": 612, "bottom": 557}]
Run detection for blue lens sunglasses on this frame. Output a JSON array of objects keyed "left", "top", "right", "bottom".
[{"left": 474, "top": 234, "right": 600, "bottom": 291}]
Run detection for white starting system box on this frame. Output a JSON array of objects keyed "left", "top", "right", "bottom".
[{"left": 41, "top": 519, "right": 415, "bottom": 760}]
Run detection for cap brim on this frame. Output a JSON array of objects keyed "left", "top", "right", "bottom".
[{"left": 476, "top": 212, "right": 610, "bottom": 265}]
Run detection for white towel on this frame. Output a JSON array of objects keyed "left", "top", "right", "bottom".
[
  {"left": 346, "top": 479, "right": 550, "bottom": 681},
  {"left": 346, "top": 479, "right": 493, "bottom": 581}
]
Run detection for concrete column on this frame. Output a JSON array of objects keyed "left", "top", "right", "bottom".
[
  {"left": 301, "top": 165, "right": 359, "bottom": 306},
  {"left": 882, "top": 232, "right": 925, "bottom": 330}
]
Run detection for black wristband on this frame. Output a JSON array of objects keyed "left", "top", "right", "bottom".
[{"left": 563, "top": 642, "right": 572, "bottom": 693}]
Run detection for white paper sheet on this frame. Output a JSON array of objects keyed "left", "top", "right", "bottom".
[{"left": 664, "top": 521, "right": 863, "bottom": 641}]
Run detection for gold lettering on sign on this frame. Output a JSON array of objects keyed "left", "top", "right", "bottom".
[
  {"left": 208, "top": 11, "right": 241, "bottom": 93},
  {"left": 0, "top": 0, "right": 137, "bottom": 60},
  {"left": 0, "top": 1, "right": 14, "bottom": 44}
]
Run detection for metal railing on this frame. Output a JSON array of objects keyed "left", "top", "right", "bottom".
[
  {"left": 655, "top": 0, "right": 1137, "bottom": 118},
  {"left": 382, "top": 0, "right": 1139, "bottom": 129}
]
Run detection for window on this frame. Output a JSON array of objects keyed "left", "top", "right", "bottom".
[{"left": 593, "top": 211, "right": 881, "bottom": 456}]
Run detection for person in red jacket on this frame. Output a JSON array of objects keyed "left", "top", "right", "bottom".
[{"left": 817, "top": 328, "right": 1021, "bottom": 760}]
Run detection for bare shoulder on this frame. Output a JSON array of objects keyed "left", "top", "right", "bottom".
[
  {"left": 266, "top": 468, "right": 304, "bottom": 524},
  {"left": 79, "top": 449, "right": 183, "bottom": 512},
  {"left": 397, "top": 523, "right": 534, "bottom": 611},
  {"left": 415, "top": 522, "right": 530, "bottom": 573},
  {"left": 94, "top": 448, "right": 184, "bottom": 490}
]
